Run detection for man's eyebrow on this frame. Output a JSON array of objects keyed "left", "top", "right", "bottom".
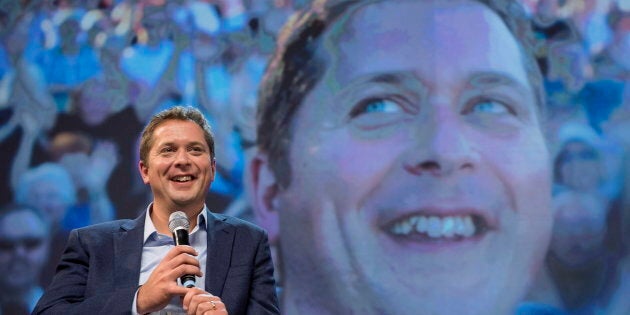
[
  {"left": 468, "top": 71, "right": 527, "bottom": 90},
  {"left": 353, "top": 72, "right": 418, "bottom": 86},
  {"left": 187, "top": 141, "right": 206, "bottom": 146},
  {"left": 467, "top": 71, "right": 542, "bottom": 117},
  {"left": 366, "top": 73, "right": 407, "bottom": 84},
  {"left": 157, "top": 141, "right": 206, "bottom": 147},
  {"left": 187, "top": 142, "right": 208, "bottom": 150},
  {"left": 338, "top": 71, "right": 425, "bottom": 91}
]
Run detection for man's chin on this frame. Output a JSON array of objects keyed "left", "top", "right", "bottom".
[{"left": 367, "top": 290, "right": 514, "bottom": 315}]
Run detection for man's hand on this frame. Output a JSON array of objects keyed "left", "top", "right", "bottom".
[
  {"left": 183, "top": 287, "right": 228, "bottom": 315},
  {"left": 136, "top": 246, "right": 203, "bottom": 314}
]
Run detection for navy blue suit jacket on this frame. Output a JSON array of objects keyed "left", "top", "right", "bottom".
[{"left": 33, "top": 211, "right": 280, "bottom": 315}]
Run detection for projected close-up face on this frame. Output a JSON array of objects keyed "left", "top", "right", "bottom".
[{"left": 259, "top": 1, "right": 554, "bottom": 314}]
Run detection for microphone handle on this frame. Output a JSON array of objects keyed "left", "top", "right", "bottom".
[{"left": 172, "top": 228, "right": 196, "bottom": 288}]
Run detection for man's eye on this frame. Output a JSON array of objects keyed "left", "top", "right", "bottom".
[
  {"left": 349, "top": 98, "right": 402, "bottom": 118},
  {"left": 161, "top": 147, "right": 175, "bottom": 153},
  {"left": 468, "top": 98, "right": 513, "bottom": 115}
]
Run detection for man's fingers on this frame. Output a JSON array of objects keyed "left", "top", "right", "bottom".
[
  {"left": 182, "top": 288, "right": 211, "bottom": 309},
  {"left": 136, "top": 282, "right": 189, "bottom": 314},
  {"left": 164, "top": 245, "right": 198, "bottom": 259},
  {"left": 197, "top": 299, "right": 227, "bottom": 314},
  {"left": 172, "top": 264, "right": 203, "bottom": 280},
  {"left": 182, "top": 288, "right": 208, "bottom": 313},
  {"left": 168, "top": 251, "right": 201, "bottom": 269},
  {"left": 183, "top": 290, "right": 226, "bottom": 315},
  {"left": 156, "top": 247, "right": 201, "bottom": 276}
]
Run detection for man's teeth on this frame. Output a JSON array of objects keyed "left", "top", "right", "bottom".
[
  {"left": 172, "top": 176, "right": 192, "bottom": 182},
  {"left": 390, "top": 215, "right": 476, "bottom": 238}
]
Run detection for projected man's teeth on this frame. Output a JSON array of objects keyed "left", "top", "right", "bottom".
[{"left": 389, "top": 215, "right": 478, "bottom": 239}]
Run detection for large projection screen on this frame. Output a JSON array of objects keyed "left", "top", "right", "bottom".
[{"left": 0, "top": 1, "right": 628, "bottom": 314}]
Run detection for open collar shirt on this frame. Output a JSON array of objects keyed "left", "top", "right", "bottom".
[{"left": 133, "top": 204, "right": 209, "bottom": 315}]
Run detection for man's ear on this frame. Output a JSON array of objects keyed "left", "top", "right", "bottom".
[
  {"left": 138, "top": 160, "right": 150, "bottom": 184},
  {"left": 249, "top": 152, "right": 280, "bottom": 245}
]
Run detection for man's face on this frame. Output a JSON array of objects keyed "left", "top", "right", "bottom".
[
  {"left": 139, "top": 120, "right": 215, "bottom": 213},
  {"left": 0, "top": 210, "right": 49, "bottom": 291},
  {"left": 260, "top": 1, "right": 552, "bottom": 314}
]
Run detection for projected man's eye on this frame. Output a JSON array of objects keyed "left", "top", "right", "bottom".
[
  {"left": 468, "top": 98, "right": 513, "bottom": 115},
  {"left": 350, "top": 98, "right": 403, "bottom": 118}
]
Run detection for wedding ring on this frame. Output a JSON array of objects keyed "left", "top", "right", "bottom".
[{"left": 210, "top": 300, "right": 217, "bottom": 310}]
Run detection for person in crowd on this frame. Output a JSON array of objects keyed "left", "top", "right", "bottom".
[
  {"left": 0, "top": 204, "right": 51, "bottom": 315},
  {"left": 51, "top": 77, "right": 146, "bottom": 219},
  {"left": 546, "top": 190, "right": 621, "bottom": 313},
  {"left": 0, "top": 2, "right": 58, "bottom": 205},
  {"left": 37, "top": 15, "right": 102, "bottom": 111},
  {"left": 542, "top": 80, "right": 590, "bottom": 139},
  {"left": 554, "top": 123, "right": 605, "bottom": 193},
  {"left": 120, "top": 4, "right": 191, "bottom": 122},
  {"left": 13, "top": 162, "right": 77, "bottom": 285},
  {"left": 49, "top": 131, "right": 117, "bottom": 228},
  {"left": 34, "top": 106, "right": 279, "bottom": 314},
  {"left": 249, "top": 0, "right": 553, "bottom": 314},
  {"left": 14, "top": 162, "right": 76, "bottom": 229},
  {"left": 553, "top": 122, "right": 622, "bottom": 201},
  {"left": 591, "top": 8, "right": 629, "bottom": 81},
  {"left": 10, "top": 119, "right": 118, "bottom": 230},
  {"left": 546, "top": 39, "right": 592, "bottom": 94},
  {"left": 531, "top": 0, "right": 579, "bottom": 76}
]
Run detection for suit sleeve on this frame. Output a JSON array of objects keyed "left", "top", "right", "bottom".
[
  {"left": 32, "top": 229, "right": 138, "bottom": 315},
  {"left": 246, "top": 230, "right": 281, "bottom": 315}
]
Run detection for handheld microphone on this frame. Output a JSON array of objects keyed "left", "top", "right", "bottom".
[{"left": 168, "top": 211, "right": 196, "bottom": 288}]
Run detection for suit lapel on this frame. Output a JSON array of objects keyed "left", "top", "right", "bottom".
[
  {"left": 109, "top": 211, "right": 235, "bottom": 295},
  {"left": 114, "top": 212, "right": 145, "bottom": 290},
  {"left": 205, "top": 213, "right": 235, "bottom": 297}
]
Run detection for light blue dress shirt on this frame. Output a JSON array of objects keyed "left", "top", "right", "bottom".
[{"left": 132, "top": 205, "right": 209, "bottom": 315}]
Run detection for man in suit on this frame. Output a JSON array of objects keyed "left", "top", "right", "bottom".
[{"left": 34, "top": 106, "right": 280, "bottom": 314}]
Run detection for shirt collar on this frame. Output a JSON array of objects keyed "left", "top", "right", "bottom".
[{"left": 143, "top": 203, "right": 209, "bottom": 244}]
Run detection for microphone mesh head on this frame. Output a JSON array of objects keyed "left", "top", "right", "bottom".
[{"left": 168, "top": 211, "right": 190, "bottom": 233}]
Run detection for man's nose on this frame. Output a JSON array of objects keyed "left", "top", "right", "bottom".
[
  {"left": 402, "top": 107, "right": 479, "bottom": 177},
  {"left": 174, "top": 149, "right": 192, "bottom": 166}
]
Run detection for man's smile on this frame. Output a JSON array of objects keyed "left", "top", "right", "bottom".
[
  {"left": 379, "top": 204, "right": 497, "bottom": 245},
  {"left": 386, "top": 213, "right": 492, "bottom": 240},
  {"left": 170, "top": 175, "right": 195, "bottom": 183}
]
